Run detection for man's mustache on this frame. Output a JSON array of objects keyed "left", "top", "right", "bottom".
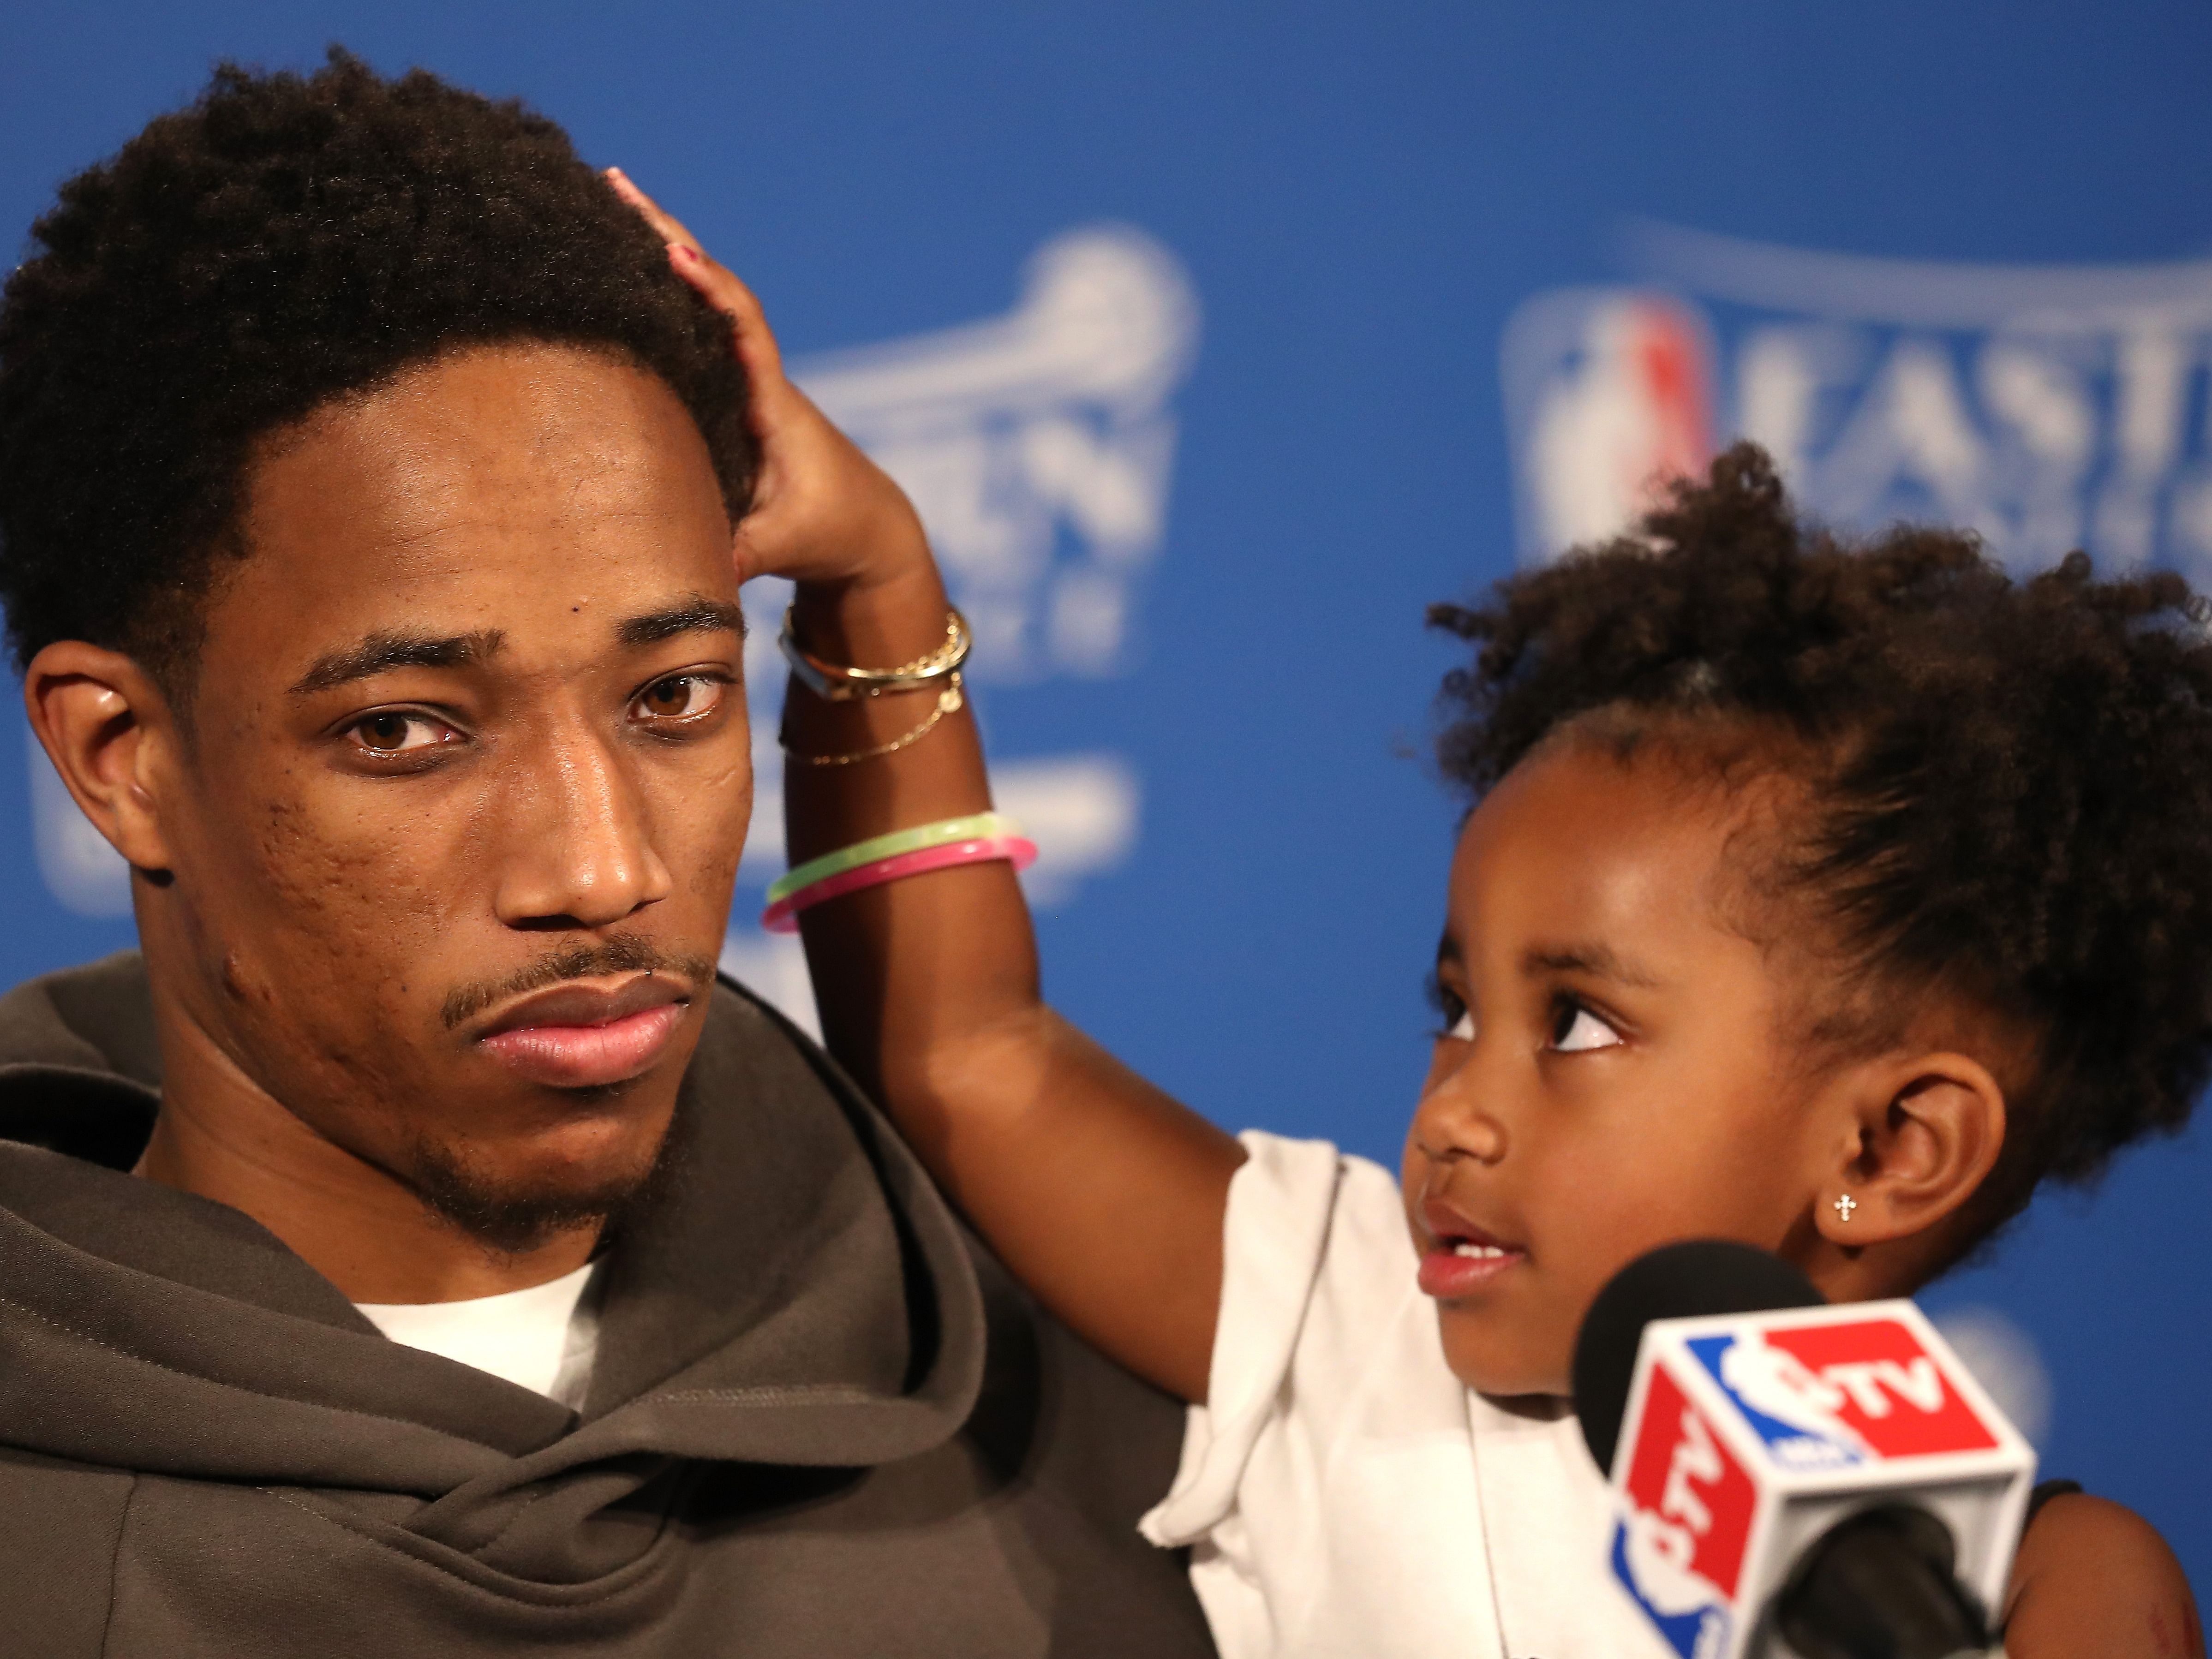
[{"left": 440, "top": 934, "right": 720, "bottom": 1031}]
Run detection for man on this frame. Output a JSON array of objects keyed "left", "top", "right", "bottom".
[{"left": 0, "top": 51, "right": 1214, "bottom": 1657}]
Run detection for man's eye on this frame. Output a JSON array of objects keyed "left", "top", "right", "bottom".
[
  {"left": 1549, "top": 999, "right": 1623, "bottom": 1054},
  {"left": 633, "top": 674, "right": 723, "bottom": 722},
  {"left": 347, "top": 712, "right": 452, "bottom": 754}
]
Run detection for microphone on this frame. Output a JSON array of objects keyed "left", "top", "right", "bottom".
[{"left": 1572, "top": 1241, "right": 2037, "bottom": 1659}]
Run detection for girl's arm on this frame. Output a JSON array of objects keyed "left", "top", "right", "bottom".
[
  {"left": 2003, "top": 1493, "right": 2202, "bottom": 1659},
  {"left": 784, "top": 566, "right": 1242, "bottom": 1406},
  {"left": 620, "top": 175, "right": 1243, "bottom": 1404}
]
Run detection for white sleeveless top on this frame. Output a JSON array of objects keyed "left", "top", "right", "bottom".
[{"left": 1139, "top": 1132, "right": 1661, "bottom": 1659}]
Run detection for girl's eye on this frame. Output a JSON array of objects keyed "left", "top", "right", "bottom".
[
  {"left": 347, "top": 711, "right": 453, "bottom": 755},
  {"left": 1426, "top": 969, "right": 1474, "bottom": 1043},
  {"left": 634, "top": 674, "right": 723, "bottom": 722},
  {"left": 1549, "top": 999, "right": 1623, "bottom": 1053}
]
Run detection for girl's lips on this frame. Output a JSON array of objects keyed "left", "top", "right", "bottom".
[
  {"left": 1415, "top": 1194, "right": 1528, "bottom": 1299},
  {"left": 478, "top": 1002, "right": 685, "bottom": 1088},
  {"left": 1417, "top": 1240, "right": 1528, "bottom": 1300}
]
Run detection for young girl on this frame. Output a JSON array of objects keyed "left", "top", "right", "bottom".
[{"left": 618, "top": 174, "right": 2205, "bottom": 1657}]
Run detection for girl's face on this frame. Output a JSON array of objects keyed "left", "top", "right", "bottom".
[{"left": 1400, "top": 740, "right": 1838, "bottom": 1398}]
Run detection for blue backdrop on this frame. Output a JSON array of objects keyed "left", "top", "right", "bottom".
[{"left": 3, "top": 0, "right": 2206, "bottom": 1591}]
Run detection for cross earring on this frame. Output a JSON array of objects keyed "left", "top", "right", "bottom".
[{"left": 1832, "top": 1194, "right": 1857, "bottom": 1223}]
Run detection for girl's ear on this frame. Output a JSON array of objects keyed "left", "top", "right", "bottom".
[
  {"left": 24, "top": 640, "right": 181, "bottom": 877},
  {"left": 1811, "top": 1050, "right": 2007, "bottom": 1268}
]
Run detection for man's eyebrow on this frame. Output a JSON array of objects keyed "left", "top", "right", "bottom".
[
  {"left": 1521, "top": 941, "right": 1664, "bottom": 988},
  {"left": 616, "top": 597, "right": 746, "bottom": 648},
  {"left": 289, "top": 629, "right": 506, "bottom": 697}
]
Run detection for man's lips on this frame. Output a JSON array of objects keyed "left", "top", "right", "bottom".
[
  {"left": 474, "top": 974, "right": 691, "bottom": 1088},
  {"left": 1416, "top": 1194, "right": 1529, "bottom": 1300}
]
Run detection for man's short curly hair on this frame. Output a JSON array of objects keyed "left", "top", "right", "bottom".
[
  {"left": 1430, "top": 442, "right": 2212, "bottom": 1259},
  {"left": 0, "top": 48, "right": 755, "bottom": 691}
]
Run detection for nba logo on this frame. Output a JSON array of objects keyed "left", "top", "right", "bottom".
[{"left": 1501, "top": 287, "right": 1716, "bottom": 564}]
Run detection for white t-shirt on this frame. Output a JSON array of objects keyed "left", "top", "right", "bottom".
[
  {"left": 1139, "top": 1131, "right": 1658, "bottom": 1659},
  {"left": 355, "top": 1258, "right": 604, "bottom": 1409}
]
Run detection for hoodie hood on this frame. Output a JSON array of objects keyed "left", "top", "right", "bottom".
[{"left": 0, "top": 951, "right": 987, "bottom": 1584}]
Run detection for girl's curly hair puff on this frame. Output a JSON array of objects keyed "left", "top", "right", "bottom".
[{"left": 1431, "top": 442, "right": 2212, "bottom": 1244}]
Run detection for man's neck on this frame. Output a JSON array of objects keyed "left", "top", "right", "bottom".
[{"left": 135, "top": 1010, "right": 599, "bottom": 1305}]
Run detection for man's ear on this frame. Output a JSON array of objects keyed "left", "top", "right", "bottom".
[
  {"left": 24, "top": 640, "right": 181, "bottom": 876},
  {"left": 1813, "top": 1049, "right": 2007, "bottom": 1264}
]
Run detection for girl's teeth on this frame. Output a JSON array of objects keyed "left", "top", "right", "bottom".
[{"left": 1450, "top": 1241, "right": 1507, "bottom": 1258}]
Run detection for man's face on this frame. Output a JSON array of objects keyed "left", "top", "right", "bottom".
[{"left": 150, "top": 342, "right": 749, "bottom": 1245}]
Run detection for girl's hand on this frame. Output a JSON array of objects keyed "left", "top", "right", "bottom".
[{"left": 606, "top": 169, "right": 930, "bottom": 595}]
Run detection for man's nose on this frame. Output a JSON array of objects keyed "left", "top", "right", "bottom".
[{"left": 493, "top": 731, "right": 673, "bottom": 930}]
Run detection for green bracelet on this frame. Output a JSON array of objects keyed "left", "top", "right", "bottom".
[{"left": 768, "top": 812, "right": 1020, "bottom": 905}]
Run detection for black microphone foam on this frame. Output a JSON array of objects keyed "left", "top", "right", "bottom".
[
  {"left": 1776, "top": 1504, "right": 1990, "bottom": 1659},
  {"left": 1571, "top": 1239, "right": 1824, "bottom": 1476}
]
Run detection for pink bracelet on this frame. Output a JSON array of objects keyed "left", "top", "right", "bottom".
[{"left": 761, "top": 832, "right": 1038, "bottom": 933}]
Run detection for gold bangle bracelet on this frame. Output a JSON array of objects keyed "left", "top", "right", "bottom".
[
  {"left": 779, "top": 607, "right": 971, "bottom": 702},
  {"left": 782, "top": 674, "right": 964, "bottom": 767}
]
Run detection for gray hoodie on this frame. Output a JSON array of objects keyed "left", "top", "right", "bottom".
[{"left": 0, "top": 953, "right": 1214, "bottom": 1658}]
